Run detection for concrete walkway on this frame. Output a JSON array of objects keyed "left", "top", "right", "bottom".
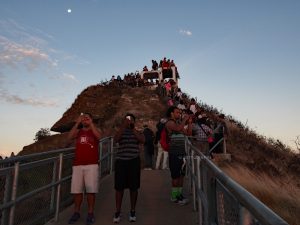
[{"left": 47, "top": 170, "right": 197, "bottom": 225}]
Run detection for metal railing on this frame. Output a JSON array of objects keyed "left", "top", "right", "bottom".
[
  {"left": 0, "top": 137, "right": 114, "bottom": 225},
  {"left": 185, "top": 137, "right": 289, "bottom": 225}
]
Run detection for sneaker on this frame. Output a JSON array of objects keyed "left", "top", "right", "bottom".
[
  {"left": 113, "top": 212, "right": 121, "bottom": 223},
  {"left": 170, "top": 196, "right": 177, "bottom": 202},
  {"left": 129, "top": 211, "right": 136, "bottom": 222},
  {"left": 176, "top": 194, "right": 189, "bottom": 205},
  {"left": 86, "top": 213, "right": 95, "bottom": 225},
  {"left": 68, "top": 212, "right": 80, "bottom": 224}
]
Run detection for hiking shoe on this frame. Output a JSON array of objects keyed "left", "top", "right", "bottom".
[
  {"left": 176, "top": 194, "right": 189, "bottom": 205},
  {"left": 113, "top": 212, "right": 121, "bottom": 223},
  {"left": 129, "top": 211, "right": 136, "bottom": 222},
  {"left": 68, "top": 212, "right": 80, "bottom": 224},
  {"left": 86, "top": 213, "right": 95, "bottom": 225}
]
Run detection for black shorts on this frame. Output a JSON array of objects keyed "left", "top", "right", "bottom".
[
  {"left": 169, "top": 154, "right": 186, "bottom": 179},
  {"left": 114, "top": 157, "right": 141, "bottom": 191}
]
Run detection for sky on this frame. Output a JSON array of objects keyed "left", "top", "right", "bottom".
[{"left": 0, "top": 0, "right": 299, "bottom": 157}]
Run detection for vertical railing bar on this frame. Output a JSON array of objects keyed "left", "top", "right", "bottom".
[
  {"left": 110, "top": 137, "right": 114, "bottom": 174},
  {"left": 54, "top": 153, "right": 63, "bottom": 222},
  {"left": 239, "top": 205, "right": 245, "bottom": 225},
  {"left": 191, "top": 150, "right": 196, "bottom": 211},
  {"left": 50, "top": 159, "right": 58, "bottom": 211},
  {"left": 99, "top": 142, "right": 103, "bottom": 178},
  {"left": 2, "top": 169, "right": 13, "bottom": 225},
  {"left": 197, "top": 156, "right": 203, "bottom": 225},
  {"left": 8, "top": 162, "right": 19, "bottom": 225}
]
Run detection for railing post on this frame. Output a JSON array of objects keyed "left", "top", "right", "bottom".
[
  {"left": 2, "top": 170, "right": 13, "bottom": 225},
  {"left": 239, "top": 205, "right": 246, "bottom": 225},
  {"left": 196, "top": 156, "right": 203, "bottom": 225},
  {"left": 191, "top": 150, "right": 196, "bottom": 211},
  {"left": 223, "top": 138, "right": 227, "bottom": 154},
  {"left": 110, "top": 137, "right": 114, "bottom": 174},
  {"left": 207, "top": 173, "right": 217, "bottom": 224},
  {"left": 54, "top": 153, "right": 63, "bottom": 222},
  {"left": 99, "top": 142, "right": 103, "bottom": 178},
  {"left": 50, "top": 160, "right": 58, "bottom": 212},
  {"left": 8, "top": 162, "right": 19, "bottom": 225}
]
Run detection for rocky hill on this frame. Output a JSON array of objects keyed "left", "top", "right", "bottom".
[
  {"left": 21, "top": 84, "right": 167, "bottom": 155},
  {"left": 19, "top": 80, "right": 300, "bottom": 224},
  {"left": 21, "top": 81, "right": 300, "bottom": 180}
]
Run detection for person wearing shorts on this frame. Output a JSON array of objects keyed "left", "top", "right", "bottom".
[
  {"left": 113, "top": 113, "right": 145, "bottom": 223},
  {"left": 165, "top": 106, "right": 192, "bottom": 205},
  {"left": 67, "top": 113, "right": 101, "bottom": 225}
]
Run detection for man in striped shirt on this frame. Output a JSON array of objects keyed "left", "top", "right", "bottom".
[
  {"left": 113, "top": 113, "right": 145, "bottom": 223},
  {"left": 166, "top": 106, "right": 192, "bottom": 205}
]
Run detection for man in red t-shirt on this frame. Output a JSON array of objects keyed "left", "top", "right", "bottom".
[{"left": 67, "top": 113, "right": 101, "bottom": 225}]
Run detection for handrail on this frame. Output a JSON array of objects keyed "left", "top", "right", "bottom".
[
  {"left": 185, "top": 137, "right": 289, "bottom": 225},
  {"left": 0, "top": 136, "right": 115, "bottom": 225}
]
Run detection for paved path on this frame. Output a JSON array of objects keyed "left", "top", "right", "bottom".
[{"left": 47, "top": 170, "right": 197, "bottom": 225}]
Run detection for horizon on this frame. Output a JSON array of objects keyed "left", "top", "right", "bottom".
[{"left": 1, "top": 0, "right": 300, "bottom": 157}]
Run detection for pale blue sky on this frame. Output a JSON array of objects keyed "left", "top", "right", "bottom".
[{"left": 1, "top": 0, "right": 299, "bottom": 157}]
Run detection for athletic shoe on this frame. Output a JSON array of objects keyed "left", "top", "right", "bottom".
[
  {"left": 68, "top": 212, "right": 80, "bottom": 224},
  {"left": 86, "top": 213, "right": 95, "bottom": 225},
  {"left": 176, "top": 194, "right": 189, "bottom": 205},
  {"left": 170, "top": 196, "right": 177, "bottom": 202},
  {"left": 129, "top": 211, "right": 136, "bottom": 222},
  {"left": 113, "top": 212, "right": 121, "bottom": 223}
]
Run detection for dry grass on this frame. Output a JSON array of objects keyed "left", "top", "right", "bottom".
[{"left": 221, "top": 165, "right": 300, "bottom": 225}]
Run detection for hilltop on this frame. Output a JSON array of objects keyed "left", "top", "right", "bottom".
[{"left": 19, "top": 77, "right": 300, "bottom": 225}]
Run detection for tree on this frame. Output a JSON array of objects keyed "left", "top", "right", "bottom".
[{"left": 34, "top": 128, "right": 51, "bottom": 142}]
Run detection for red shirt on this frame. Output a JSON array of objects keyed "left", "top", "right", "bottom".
[{"left": 73, "top": 129, "right": 99, "bottom": 166}]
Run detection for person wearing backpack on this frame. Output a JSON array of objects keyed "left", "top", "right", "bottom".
[
  {"left": 165, "top": 106, "right": 192, "bottom": 205},
  {"left": 154, "top": 118, "right": 169, "bottom": 170}
]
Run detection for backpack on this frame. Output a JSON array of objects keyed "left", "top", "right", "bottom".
[
  {"left": 155, "top": 121, "right": 164, "bottom": 143},
  {"left": 159, "top": 120, "right": 174, "bottom": 151},
  {"left": 160, "top": 127, "right": 170, "bottom": 151}
]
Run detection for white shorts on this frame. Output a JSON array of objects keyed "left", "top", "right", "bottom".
[{"left": 71, "top": 164, "right": 99, "bottom": 194}]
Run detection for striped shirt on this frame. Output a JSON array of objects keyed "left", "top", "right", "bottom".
[
  {"left": 169, "top": 133, "right": 186, "bottom": 155},
  {"left": 116, "top": 129, "right": 140, "bottom": 160},
  {"left": 167, "top": 120, "right": 186, "bottom": 155}
]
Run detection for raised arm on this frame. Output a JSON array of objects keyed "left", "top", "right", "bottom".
[{"left": 68, "top": 115, "right": 82, "bottom": 141}]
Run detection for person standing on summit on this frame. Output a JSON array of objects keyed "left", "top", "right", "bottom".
[{"left": 67, "top": 113, "right": 101, "bottom": 225}]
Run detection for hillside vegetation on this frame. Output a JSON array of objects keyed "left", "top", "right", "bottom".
[{"left": 20, "top": 82, "right": 300, "bottom": 225}]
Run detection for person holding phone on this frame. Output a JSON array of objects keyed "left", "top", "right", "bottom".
[
  {"left": 113, "top": 113, "right": 145, "bottom": 223},
  {"left": 67, "top": 113, "right": 101, "bottom": 225},
  {"left": 165, "top": 106, "right": 192, "bottom": 205}
]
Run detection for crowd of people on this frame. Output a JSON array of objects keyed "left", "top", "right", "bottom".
[
  {"left": 66, "top": 75, "right": 229, "bottom": 224},
  {"left": 1, "top": 60, "right": 228, "bottom": 224}
]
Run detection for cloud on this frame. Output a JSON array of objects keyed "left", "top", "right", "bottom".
[
  {"left": 50, "top": 73, "right": 79, "bottom": 83},
  {"left": 0, "top": 35, "right": 55, "bottom": 71},
  {"left": 62, "top": 73, "right": 79, "bottom": 82},
  {"left": 179, "top": 29, "right": 192, "bottom": 36},
  {"left": 0, "top": 19, "right": 90, "bottom": 72},
  {"left": 0, "top": 89, "right": 59, "bottom": 107}
]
